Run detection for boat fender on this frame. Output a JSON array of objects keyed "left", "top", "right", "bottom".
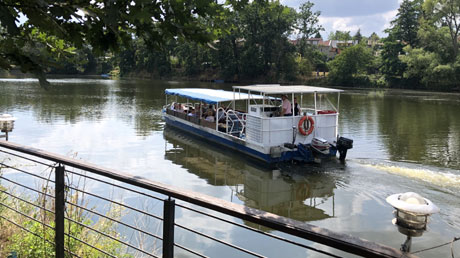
[{"left": 298, "top": 116, "right": 314, "bottom": 136}]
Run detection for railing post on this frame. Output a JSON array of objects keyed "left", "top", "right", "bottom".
[
  {"left": 162, "top": 197, "right": 175, "bottom": 258},
  {"left": 55, "top": 164, "right": 65, "bottom": 258}
]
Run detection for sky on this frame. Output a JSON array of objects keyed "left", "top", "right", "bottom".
[{"left": 282, "top": 0, "right": 403, "bottom": 38}]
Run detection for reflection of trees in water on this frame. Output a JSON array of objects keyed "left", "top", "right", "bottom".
[
  {"left": 163, "top": 127, "right": 338, "bottom": 225},
  {"left": 113, "top": 80, "right": 224, "bottom": 136},
  {"left": 0, "top": 80, "right": 110, "bottom": 123},
  {"left": 0, "top": 79, "right": 236, "bottom": 136},
  {"left": 340, "top": 91, "right": 460, "bottom": 169}
]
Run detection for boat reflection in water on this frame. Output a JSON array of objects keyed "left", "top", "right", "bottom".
[{"left": 164, "top": 125, "right": 340, "bottom": 224}]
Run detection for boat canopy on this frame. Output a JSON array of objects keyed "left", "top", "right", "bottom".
[
  {"left": 165, "top": 88, "right": 265, "bottom": 104},
  {"left": 233, "top": 85, "right": 343, "bottom": 94}
]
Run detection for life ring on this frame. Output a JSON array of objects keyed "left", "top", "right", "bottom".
[{"left": 298, "top": 116, "right": 314, "bottom": 136}]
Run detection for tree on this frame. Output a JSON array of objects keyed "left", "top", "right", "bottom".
[
  {"left": 380, "top": 33, "right": 407, "bottom": 84},
  {"left": 380, "top": 0, "right": 422, "bottom": 87},
  {"left": 295, "top": 1, "right": 323, "bottom": 57},
  {"left": 423, "top": 0, "right": 460, "bottom": 59},
  {"left": 353, "top": 29, "right": 363, "bottom": 42},
  {"left": 296, "top": 2, "right": 323, "bottom": 39},
  {"left": 314, "top": 32, "right": 323, "bottom": 39},
  {"left": 0, "top": 0, "right": 233, "bottom": 85},
  {"left": 328, "top": 31, "right": 352, "bottom": 41},
  {"left": 392, "top": 0, "right": 423, "bottom": 47},
  {"left": 369, "top": 32, "right": 380, "bottom": 43},
  {"left": 239, "top": 1, "right": 297, "bottom": 80},
  {"left": 327, "top": 43, "right": 374, "bottom": 86}
]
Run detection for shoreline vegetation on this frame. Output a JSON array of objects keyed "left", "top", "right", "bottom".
[
  {"left": 1, "top": 1, "right": 459, "bottom": 92},
  {"left": 2, "top": 69, "right": 459, "bottom": 94}
]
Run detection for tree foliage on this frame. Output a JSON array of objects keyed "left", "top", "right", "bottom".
[
  {"left": 0, "top": 0, "right": 231, "bottom": 85},
  {"left": 328, "top": 31, "right": 352, "bottom": 41},
  {"left": 327, "top": 43, "right": 374, "bottom": 86},
  {"left": 392, "top": 0, "right": 423, "bottom": 47},
  {"left": 381, "top": 0, "right": 459, "bottom": 89}
]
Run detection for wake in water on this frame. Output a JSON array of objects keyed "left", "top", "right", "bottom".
[{"left": 354, "top": 159, "right": 460, "bottom": 190}]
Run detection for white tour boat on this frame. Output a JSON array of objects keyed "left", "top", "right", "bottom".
[{"left": 163, "top": 84, "right": 353, "bottom": 164}]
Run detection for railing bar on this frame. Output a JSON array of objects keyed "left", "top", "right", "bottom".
[
  {"left": 174, "top": 243, "right": 209, "bottom": 258},
  {"left": 66, "top": 185, "right": 163, "bottom": 221},
  {"left": 0, "top": 162, "right": 55, "bottom": 183},
  {"left": 176, "top": 203, "right": 341, "bottom": 257},
  {"left": 65, "top": 200, "right": 163, "bottom": 241},
  {"left": 65, "top": 169, "right": 163, "bottom": 201},
  {"left": 0, "top": 214, "right": 55, "bottom": 246},
  {"left": 64, "top": 248, "right": 82, "bottom": 258},
  {"left": 0, "top": 149, "right": 55, "bottom": 167},
  {"left": 0, "top": 202, "right": 55, "bottom": 230},
  {"left": 66, "top": 217, "right": 157, "bottom": 258},
  {"left": 0, "top": 188, "right": 55, "bottom": 215},
  {"left": 175, "top": 223, "right": 266, "bottom": 258},
  {"left": 64, "top": 233, "right": 117, "bottom": 258},
  {"left": 0, "top": 175, "right": 55, "bottom": 198}
]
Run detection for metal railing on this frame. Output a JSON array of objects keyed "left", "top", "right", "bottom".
[{"left": 0, "top": 140, "right": 413, "bottom": 258}]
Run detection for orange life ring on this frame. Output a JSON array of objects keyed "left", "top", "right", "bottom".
[{"left": 298, "top": 116, "right": 315, "bottom": 136}]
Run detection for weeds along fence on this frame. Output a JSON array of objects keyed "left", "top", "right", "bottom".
[{"left": 0, "top": 141, "right": 410, "bottom": 258}]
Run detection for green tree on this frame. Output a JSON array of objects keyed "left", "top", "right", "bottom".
[
  {"left": 380, "top": 0, "right": 422, "bottom": 87},
  {"left": 369, "top": 32, "right": 380, "bottom": 43},
  {"left": 239, "top": 1, "right": 297, "bottom": 80},
  {"left": 423, "top": 0, "right": 460, "bottom": 59},
  {"left": 393, "top": 0, "right": 423, "bottom": 47},
  {"left": 353, "top": 29, "right": 363, "bottom": 42},
  {"left": 296, "top": 2, "right": 323, "bottom": 40},
  {"left": 328, "top": 31, "right": 352, "bottom": 41},
  {"left": 380, "top": 33, "right": 407, "bottom": 85},
  {"left": 0, "top": 0, "right": 233, "bottom": 85},
  {"left": 327, "top": 43, "right": 374, "bottom": 86}
]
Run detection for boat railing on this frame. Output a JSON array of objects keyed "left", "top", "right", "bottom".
[
  {"left": 245, "top": 113, "right": 339, "bottom": 146},
  {"left": 225, "top": 109, "right": 246, "bottom": 138}
]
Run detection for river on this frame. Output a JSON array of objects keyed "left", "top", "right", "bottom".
[{"left": 0, "top": 78, "right": 459, "bottom": 257}]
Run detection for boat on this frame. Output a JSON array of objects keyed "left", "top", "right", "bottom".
[{"left": 162, "top": 85, "right": 353, "bottom": 164}]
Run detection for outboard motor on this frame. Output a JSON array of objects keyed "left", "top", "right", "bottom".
[{"left": 336, "top": 136, "right": 353, "bottom": 161}]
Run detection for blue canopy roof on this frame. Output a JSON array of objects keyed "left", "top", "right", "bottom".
[{"left": 165, "top": 88, "right": 265, "bottom": 104}]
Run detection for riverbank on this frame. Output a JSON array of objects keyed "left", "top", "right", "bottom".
[{"left": 1, "top": 69, "right": 459, "bottom": 93}]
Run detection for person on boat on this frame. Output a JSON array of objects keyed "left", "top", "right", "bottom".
[
  {"left": 205, "top": 110, "right": 215, "bottom": 122},
  {"left": 294, "top": 97, "right": 300, "bottom": 116},
  {"left": 281, "top": 95, "right": 292, "bottom": 116},
  {"left": 187, "top": 108, "right": 196, "bottom": 116}
]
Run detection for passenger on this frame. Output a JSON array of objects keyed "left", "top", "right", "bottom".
[
  {"left": 281, "top": 95, "right": 292, "bottom": 116},
  {"left": 187, "top": 108, "right": 196, "bottom": 116},
  {"left": 294, "top": 97, "right": 300, "bottom": 116},
  {"left": 170, "top": 102, "right": 176, "bottom": 110},
  {"left": 205, "top": 110, "right": 215, "bottom": 122},
  {"left": 202, "top": 105, "right": 208, "bottom": 117}
]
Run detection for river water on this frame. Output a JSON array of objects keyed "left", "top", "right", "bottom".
[{"left": 0, "top": 78, "right": 459, "bottom": 257}]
